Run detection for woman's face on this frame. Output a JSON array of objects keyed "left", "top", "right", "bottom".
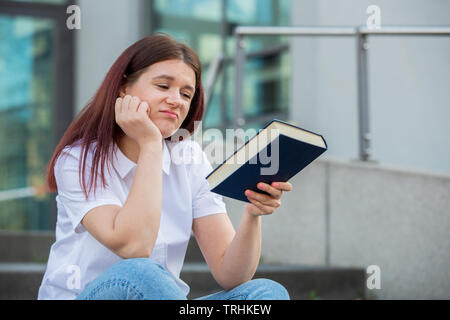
[{"left": 121, "top": 59, "right": 196, "bottom": 139}]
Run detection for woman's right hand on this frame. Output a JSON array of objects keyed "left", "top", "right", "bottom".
[{"left": 115, "top": 95, "right": 162, "bottom": 146}]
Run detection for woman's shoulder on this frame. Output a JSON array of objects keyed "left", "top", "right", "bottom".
[{"left": 56, "top": 140, "right": 98, "bottom": 167}]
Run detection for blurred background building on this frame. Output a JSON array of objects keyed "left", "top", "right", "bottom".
[{"left": 0, "top": 0, "right": 449, "bottom": 299}]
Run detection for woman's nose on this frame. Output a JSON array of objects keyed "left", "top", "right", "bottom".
[{"left": 166, "top": 90, "right": 183, "bottom": 106}]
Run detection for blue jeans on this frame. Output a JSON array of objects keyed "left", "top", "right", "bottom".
[{"left": 76, "top": 258, "right": 290, "bottom": 300}]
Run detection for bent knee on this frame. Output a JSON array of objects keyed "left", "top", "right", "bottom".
[
  {"left": 245, "top": 279, "right": 290, "bottom": 300},
  {"left": 78, "top": 258, "right": 184, "bottom": 300},
  {"left": 106, "top": 258, "right": 185, "bottom": 299},
  {"left": 116, "top": 258, "right": 168, "bottom": 277}
]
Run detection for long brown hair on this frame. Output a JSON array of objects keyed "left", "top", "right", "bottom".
[{"left": 46, "top": 34, "right": 204, "bottom": 198}]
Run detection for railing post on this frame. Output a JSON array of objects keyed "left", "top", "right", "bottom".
[
  {"left": 234, "top": 32, "right": 246, "bottom": 129},
  {"left": 204, "top": 53, "right": 223, "bottom": 109},
  {"left": 356, "top": 30, "right": 371, "bottom": 161},
  {"left": 230, "top": 26, "right": 450, "bottom": 160}
]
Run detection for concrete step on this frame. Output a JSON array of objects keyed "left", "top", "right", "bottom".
[
  {"left": 0, "top": 262, "right": 366, "bottom": 300},
  {"left": 0, "top": 263, "right": 46, "bottom": 300},
  {"left": 0, "top": 231, "right": 54, "bottom": 263},
  {"left": 181, "top": 263, "right": 366, "bottom": 300},
  {"left": 0, "top": 232, "right": 366, "bottom": 300},
  {"left": 0, "top": 231, "right": 204, "bottom": 263},
  {"left": 185, "top": 234, "right": 204, "bottom": 263}
]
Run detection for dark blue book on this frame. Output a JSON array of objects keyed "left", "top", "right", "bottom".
[{"left": 206, "top": 119, "right": 327, "bottom": 203}]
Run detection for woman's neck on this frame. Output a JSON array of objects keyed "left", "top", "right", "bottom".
[{"left": 116, "top": 134, "right": 163, "bottom": 164}]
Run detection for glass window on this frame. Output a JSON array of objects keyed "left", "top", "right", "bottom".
[
  {"left": 0, "top": 14, "right": 55, "bottom": 230},
  {"left": 152, "top": 0, "right": 291, "bottom": 133},
  {"left": 227, "top": 0, "right": 275, "bottom": 25},
  {"left": 155, "top": 0, "right": 221, "bottom": 22},
  {"left": 5, "top": 0, "right": 68, "bottom": 4}
]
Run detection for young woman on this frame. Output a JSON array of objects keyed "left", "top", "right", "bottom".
[{"left": 38, "top": 34, "right": 292, "bottom": 300}]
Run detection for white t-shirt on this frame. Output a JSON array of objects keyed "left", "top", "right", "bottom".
[{"left": 38, "top": 139, "right": 227, "bottom": 300}]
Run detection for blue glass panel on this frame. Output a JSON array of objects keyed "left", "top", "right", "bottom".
[{"left": 0, "top": 14, "right": 55, "bottom": 231}]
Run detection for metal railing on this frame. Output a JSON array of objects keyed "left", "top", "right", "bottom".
[
  {"left": 204, "top": 53, "right": 224, "bottom": 108},
  {"left": 234, "top": 25, "right": 450, "bottom": 161},
  {"left": 0, "top": 187, "right": 35, "bottom": 202},
  {"left": 2, "top": 26, "right": 450, "bottom": 204},
  {"left": 203, "top": 43, "right": 290, "bottom": 132}
]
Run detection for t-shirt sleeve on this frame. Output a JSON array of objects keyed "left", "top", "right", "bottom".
[
  {"left": 54, "top": 147, "right": 122, "bottom": 233},
  {"left": 190, "top": 142, "right": 227, "bottom": 219}
]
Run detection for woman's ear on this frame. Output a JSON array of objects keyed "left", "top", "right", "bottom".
[
  {"left": 118, "top": 85, "right": 127, "bottom": 98},
  {"left": 119, "top": 75, "right": 128, "bottom": 98}
]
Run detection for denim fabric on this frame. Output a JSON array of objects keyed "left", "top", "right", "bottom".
[
  {"left": 195, "top": 278, "right": 290, "bottom": 300},
  {"left": 76, "top": 258, "right": 290, "bottom": 300}
]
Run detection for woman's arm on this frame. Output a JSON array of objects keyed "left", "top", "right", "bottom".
[
  {"left": 193, "top": 181, "right": 292, "bottom": 290},
  {"left": 82, "top": 143, "right": 162, "bottom": 258},
  {"left": 193, "top": 209, "right": 266, "bottom": 291},
  {"left": 114, "top": 142, "right": 163, "bottom": 256},
  {"left": 82, "top": 95, "right": 163, "bottom": 259}
]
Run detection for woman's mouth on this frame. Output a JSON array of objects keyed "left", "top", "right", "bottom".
[{"left": 160, "top": 111, "right": 178, "bottom": 119}]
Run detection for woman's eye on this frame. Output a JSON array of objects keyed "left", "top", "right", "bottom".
[
  {"left": 156, "top": 84, "right": 168, "bottom": 89},
  {"left": 182, "top": 93, "right": 191, "bottom": 99}
]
